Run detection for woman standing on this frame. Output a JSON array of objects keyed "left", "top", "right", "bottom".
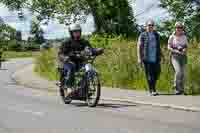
[
  {"left": 137, "top": 19, "right": 161, "bottom": 96},
  {"left": 168, "top": 22, "right": 188, "bottom": 95}
]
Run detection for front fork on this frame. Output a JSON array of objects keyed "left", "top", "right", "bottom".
[
  {"left": 77, "top": 64, "right": 95, "bottom": 98},
  {"left": 84, "top": 64, "right": 98, "bottom": 96}
]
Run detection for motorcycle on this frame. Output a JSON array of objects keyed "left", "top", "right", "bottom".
[{"left": 59, "top": 48, "right": 104, "bottom": 107}]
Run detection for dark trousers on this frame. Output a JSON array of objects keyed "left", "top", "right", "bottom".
[
  {"left": 57, "top": 63, "right": 77, "bottom": 97},
  {"left": 59, "top": 62, "right": 82, "bottom": 87},
  {"left": 143, "top": 62, "right": 161, "bottom": 92},
  {"left": 63, "top": 62, "right": 76, "bottom": 88}
]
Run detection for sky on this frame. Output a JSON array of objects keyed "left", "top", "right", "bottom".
[{"left": 0, "top": 0, "right": 168, "bottom": 40}]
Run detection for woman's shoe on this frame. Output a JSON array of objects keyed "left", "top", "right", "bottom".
[
  {"left": 149, "top": 91, "right": 159, "bottom": 96},
  {"left": 175, "top": 90, "right": 184, "bottom": 95}
]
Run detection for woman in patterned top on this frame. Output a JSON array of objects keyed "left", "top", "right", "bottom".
[{"left": 168, "top": 22, "right": 188, "bottom": 95}]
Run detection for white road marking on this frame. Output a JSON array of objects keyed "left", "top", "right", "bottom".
[
  {"left": 0, "top": 104, "right": 45, "bottom": 117},
  {"left": 17, "top": 109, "right": 45, "bottom": 116},
  {"left": 7, "top": 106, "right": 45, "bottom": 116}
]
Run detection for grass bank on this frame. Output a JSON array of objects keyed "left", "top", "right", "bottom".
[{"left": 34, "top": 36, "right": 200, "bottom": 95}]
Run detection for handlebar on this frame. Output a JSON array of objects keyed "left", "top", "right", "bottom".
[{"left": 69, "top": 48, "right": 104, "bottom": 63}]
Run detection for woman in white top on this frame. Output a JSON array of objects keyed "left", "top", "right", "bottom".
[{"left": 168, "top": 22, "right": 188, "bottom": 95}]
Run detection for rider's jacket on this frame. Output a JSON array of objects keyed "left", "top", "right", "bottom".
[{"left": 58, "top": 38, "right": 92, "bottom": 68}]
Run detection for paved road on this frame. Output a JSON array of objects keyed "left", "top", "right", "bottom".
[{"left": 0, "top": 59, "right": 200, "bottom": 133}]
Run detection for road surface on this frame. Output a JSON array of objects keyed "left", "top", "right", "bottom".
[{"left": 0, "top": 59, "right": 199, "bottom": 133}]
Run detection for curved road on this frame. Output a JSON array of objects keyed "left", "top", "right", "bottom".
[{"left": 0, "top": 59, "right": 200, "bottom": 133}]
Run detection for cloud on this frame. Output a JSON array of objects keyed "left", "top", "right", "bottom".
[
  {"left": 41, "top": 15, "right": 95, "bottom": 39},
  {"left": 135, "top": 0, "right": 168, "bottom": 24},
  {"left": 0, "top": 4, "right": 11, "bottom": 17}
]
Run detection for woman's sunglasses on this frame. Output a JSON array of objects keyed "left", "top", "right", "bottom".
[
  {"left": 176, "top": 26, "right": 183, "bottom": 29},
  {"left": 148, "top": 24, "right": 154, "bottom": 27}
]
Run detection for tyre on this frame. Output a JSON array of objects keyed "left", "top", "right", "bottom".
[
  {"left": 60, "top": 87, "right": 72, "bottom": 104},
  {"left": 86, "top": 72, "right": 101, "bottom": 107},
  {"left": 64, "top": 97, "right": 72, "bottom": 104}
]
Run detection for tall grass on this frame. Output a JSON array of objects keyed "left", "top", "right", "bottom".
[
  {"left": 185, "top": 43, "right": 200, "bottom": 95},
  {"left": 94, "top": 40, "right": 146, "bottom": 89},
  {"left": 34, "top": 36, "right": 200, "bottom": 95},
  {"left": 34, "top": 49, "right": 59, "bottom": 81}
]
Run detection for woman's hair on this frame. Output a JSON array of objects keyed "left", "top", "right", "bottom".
[
  {"left": 175, "top": 21, "right": 184, "bottom": 28},
  {"left": 174, "top": 21, "right": 186, "bottom": 35},
  {"left": 145, "top": 19, "right": 155, "bottom": 27}
]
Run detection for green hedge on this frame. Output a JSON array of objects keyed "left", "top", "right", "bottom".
[
  {"left": 2, "top": 51, "right": 38, "bottom": 59},
  {"left": 4, "top": 40, "right": 40, "bottom": 51}
]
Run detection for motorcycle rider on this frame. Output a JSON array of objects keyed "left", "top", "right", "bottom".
[{"left": 58, "top": 23, "right": 103, "bottom": 100}]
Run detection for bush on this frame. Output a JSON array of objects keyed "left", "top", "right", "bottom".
[
  {"left": 23, "top": 42, "right": 40, "bottom": 51},
  {"left": 40, "top": 42, "right": 53, "bottom": 50},
  {"left": 4, "top": 40, "right": 40, "bottom": 52},
  {"left": 7, "top": 40, "right": 23, "bottom": 51},
  {"left": 3, "top": 51, "right": 37, "bottom": 59}
]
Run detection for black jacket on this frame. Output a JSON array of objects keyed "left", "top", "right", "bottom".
[{"left": 58, "top": 38, "right": 92, "bottom": 63}]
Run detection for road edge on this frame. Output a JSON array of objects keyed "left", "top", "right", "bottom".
[{"left": 12, "top": 63, "right": 200, "bottom": 112}]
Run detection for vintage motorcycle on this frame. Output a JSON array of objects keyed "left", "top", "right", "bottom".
[{"left": 59, "top": 48, "right": 103, "bottom": 107}]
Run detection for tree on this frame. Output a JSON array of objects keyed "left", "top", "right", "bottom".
[
  {"left": 30, "top": 18, "right": 45, "bottom": 44},
  {"left": 0, "top": 0, "right": 137, "bottom": 37},
  {"left": 159, "top": 0, "right": 200, "bottom": 41},
  {"left": 86, "top": 0, "right": 137, "bottom": 37},
  {"left": 16, "top": 30, "right": 22, "bottom": 41},
  {"left": 0, "top": 17, "right": 16, "bottom": 41},
  {"left": 0, "top": 18, "right": 17, "bottom": 50}
]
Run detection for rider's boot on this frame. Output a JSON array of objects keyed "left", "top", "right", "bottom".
[
  {"left": 64, "top": 88, "right": 73, "bottom": 97},
  {"left": 66, "top": 88, "right": 80, "bottom": 98}
]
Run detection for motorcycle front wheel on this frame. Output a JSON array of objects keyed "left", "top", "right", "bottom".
[{"left": 86, "top": 72, "right": 101, "bottom": 107}]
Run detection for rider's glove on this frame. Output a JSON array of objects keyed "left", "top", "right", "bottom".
[
  {"left": 93, "top": 48, "right": 104, "bottom": 56},
  {"left": 84, "top": 47, "right": 93, "bottom": 56}
]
